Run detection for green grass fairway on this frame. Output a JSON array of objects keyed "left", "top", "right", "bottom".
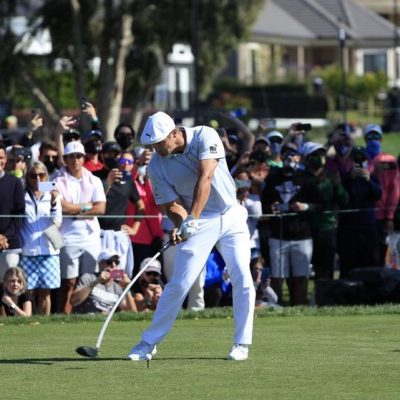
[{"left": 1, "top": 308, "right": 400, "bottom": 400}]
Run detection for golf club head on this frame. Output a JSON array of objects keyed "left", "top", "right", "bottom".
[{"left": 76, "top": 346, "right": 98, "bottom": 358}]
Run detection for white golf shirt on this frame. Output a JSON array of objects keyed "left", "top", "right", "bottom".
[{"left": 148, "top": 125, "right": 237, "bottom": 217}]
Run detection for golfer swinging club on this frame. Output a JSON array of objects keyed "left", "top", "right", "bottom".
[{"left": 128, "top": 111, "right": 255, "bottom": 361}]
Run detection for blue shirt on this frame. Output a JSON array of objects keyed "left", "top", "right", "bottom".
[{"left": 148, "top": 126, "right": 237, "bottom": 217}]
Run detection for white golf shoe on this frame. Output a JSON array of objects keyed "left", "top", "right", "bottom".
[
  {"left": 227, "top": 344, "right": 249, "bottom": 361},
  {"left": 127, "top": 341, "right": 157, "bottom": 361}
]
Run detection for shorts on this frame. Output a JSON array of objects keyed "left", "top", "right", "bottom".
[
  {"left": 269, "top": 238, "right": 312, "bottom": 278},
  {"left": 60, "top": 245, "right": 100, "bottom": 279},
  {"left": 20, "top": 255, "right": 61, "bottom": 290}
]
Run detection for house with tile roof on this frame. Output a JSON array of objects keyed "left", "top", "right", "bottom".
[{"left": 233, "top": 0, "right": 400, "bottom": 86}]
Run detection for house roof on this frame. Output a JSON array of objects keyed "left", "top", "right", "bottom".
[{"left": 252, "top": 0, "right": 400, "bottom": 47}]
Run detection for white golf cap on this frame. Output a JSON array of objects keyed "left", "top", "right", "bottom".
[
  {"left": 98, "top": 249, "right": 119, "bottom": 262},
  {"left": 301, "top": 142, "right": 326, "bottom": 157},
  {"left": 64, "top": 140, "right": 85, "bottom": 156},
  {"left": 140, "top": 257, "right": 162, "bottom": 274},
  {"left": 266, "top": 130, "right": 284, "bottom": 144},
  {"left": 140, "top": 111, "right": 176, "bottom": 145}
]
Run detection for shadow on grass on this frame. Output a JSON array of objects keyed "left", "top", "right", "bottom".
[{"left": 0, "top": 356, "right": 226, "bottom": 365}]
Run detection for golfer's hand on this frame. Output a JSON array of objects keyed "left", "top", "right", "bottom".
[
  {"left": 170, "top": 227, "right": 184, "bottom": 245},
  {"left": 178, "top": 215, "right": 199, "bottom": 240}
]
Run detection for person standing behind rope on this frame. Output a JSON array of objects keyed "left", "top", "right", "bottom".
[{"left": 127, "top": 111, "right": 255, "bottom": 361}]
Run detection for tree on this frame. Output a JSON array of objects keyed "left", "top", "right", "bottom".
[{"left": 2, "top": 0, "right": 266, "bottom": 137}]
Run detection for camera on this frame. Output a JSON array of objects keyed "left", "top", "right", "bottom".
[
  {"left": 274, "top": 203, "right": 290, "bottom": 213},
  {"left": 12, "top": 147, "right": 32, "bottom": 162},
  {"left": 261, "top": 267, "right": 271, "bottom": 283},
  {"left": 249, "top": 149, "right": 268, "bottom": 164},
  {"left": 293, "top": 123, "right": 312, "bottom": 132},
  {"left": 109, "top": 269, "right": 124, "bottom": 280}
]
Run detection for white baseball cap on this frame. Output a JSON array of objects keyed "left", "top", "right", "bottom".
[
  {"left": 140, "top": 111, "right": 175, "bottom": 145},
  {"left": 98, "top": 249, "right": 119, "bottom": 262},
  {"left": 64, "top": 140, "right": 86, "bottom": 156},
  {"left": 140, "top": 257, "right": 162, "bottom": 274},
  {"left": 266, "top": 130, "right": 284, "bottom": 144},
  {"left": 301, "top": 142, "right": 326, "bottom": 157}
]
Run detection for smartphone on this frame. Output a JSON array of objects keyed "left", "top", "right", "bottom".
[
  {"left": 38, "top": 181, "right": 57, "bottom": 192},
  {"left": 109, "top": 269, "right": 124, "bottom": 280},
  {"left": 80, "top": 96, "right": 88, "bottom": 110}
]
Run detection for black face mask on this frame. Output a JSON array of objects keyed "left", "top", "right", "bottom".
[
  {"left": 43, "top": 159, "right": 57, "bottom": 174},
  {"left": 307, "top": 155, "right": 325, "bottom": 170},
  {"left": 84, "top": 140, "right": 102, "bottom": 155},
  {"left": 116, "top": 134, "right": 133, "bottom": 150},
  {"left": 104, "top": 157, "right": 119, "bottom": 170}
]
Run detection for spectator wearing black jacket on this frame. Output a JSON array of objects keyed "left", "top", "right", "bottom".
[
  {"left": 337, "top": 146, "right": 382, "bottom": 277},
  {"left": 261, "top": 147, "right": 321, "bottom": 306},
  {"left": 0, "top": 143, "right": 25, "bottom": 282}
]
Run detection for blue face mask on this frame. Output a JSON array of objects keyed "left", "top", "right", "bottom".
[
  {"left": 366, "top": 140, "right": 381, "bottom": 159},
  {"left": 270, "top": 142, "right": 282, "bottom": 155}
]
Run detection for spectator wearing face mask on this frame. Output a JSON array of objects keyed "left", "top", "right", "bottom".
[
  {"left": 114, "top": 123, "right": 135, "bottom": 151},
  {"left": 93, "top": 141, "right": 122, "bottom": 182},
  {"left": 82, "top": 129, "right": 104, "bottom": 172},
  {"left": 363, "top": 124, "right": 400, "bottom": 266},
  {"left": 325, "top": 123, "right": 355, "bottom": 176},
  {"left": 301, "top": 142, "right": 349, "bottom": 280},
  {"left": 261, "top": 145, "right": 321, "bottom": 306},
  {"left": 337, "top": 146, "right": 382, "bottom": 277},
  {"left": 265, "top": 130, "right": 284, "bottom": 169},
  {"left": 39, "top": 141, "right": 61, "bottom": 180}
]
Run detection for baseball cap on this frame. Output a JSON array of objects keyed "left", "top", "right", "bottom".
[
  {"left": 140, "top": 111, "right": 176, "bottom": 145},
  {"left": 64, "top": 141, "right": 85, "bottom": 156},
  {"left": 98, "top": 249, "right": 119, "bottom": 262},
  {"left": 140, "top": 257, "right": 162, "bottom": 274},
  {"left": 254, "top": 136, "right": 269, "bottom": 144},
  {"left": 228, "top": 134, "right": 239, "bottom": 143},
  {"left": 301, "top": 142, "right": 326, "bottom": 157},
  {"left": 102, "top": 141, "right": 121, "bottom": 154},
  {"left": 266, "top": 130, "right": 284, "bottom": 144},
  {"left": 363, "top": 123, "right": 383, "bottom": 138},
  {"left": 82, "top": 129, "right": 102, "bottom": 143}
]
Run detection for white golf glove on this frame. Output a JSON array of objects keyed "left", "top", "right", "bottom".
[{"left": 177, "top": 215, "right": 199, "bottom": 239}]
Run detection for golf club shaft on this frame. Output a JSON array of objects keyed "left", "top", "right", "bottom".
[{"left": 95, "top": 240, "right": 172, "bottom": 350}]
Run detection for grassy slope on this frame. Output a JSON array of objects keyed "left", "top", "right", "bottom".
[{"left": 1, "top": 307, "right": 400, "bottom": 400}]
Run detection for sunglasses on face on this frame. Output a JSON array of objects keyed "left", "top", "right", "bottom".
[
  {"left": 144, "top": 271, "right": 160, "bottom": 277},
  {"left": 29, "top": 172, "right": 46, "bottom": 179},
  {"left": 365, "top": 134, "right": 381, "bottom": 141},
  {"left": 118, "top": 158, "right": 134, "bottom": 165},
  {"left": 105, "top": 258, "right": 120, "bottom": 266}
]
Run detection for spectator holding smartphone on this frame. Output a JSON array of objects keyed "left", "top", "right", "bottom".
[
  {"left": 71, "top": 249, "right": 136, "bottom": 314},
  {"left": 134, "top": 257, "right": 164, "bottom": 312},
  {"left": 19, "top": 161, "right": 62, "bottom": 316}
]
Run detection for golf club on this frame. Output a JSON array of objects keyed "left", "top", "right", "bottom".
[{"left": 75, "top": 240, "right": 172, "bottom": 358}]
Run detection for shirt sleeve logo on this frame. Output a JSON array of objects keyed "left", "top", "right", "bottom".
[{"left": 209, "top": 144, "right": 218, "bottom": 154}]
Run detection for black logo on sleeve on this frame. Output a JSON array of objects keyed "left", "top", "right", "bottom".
[{"left": 209, "top": 144, "right": 218, "bottom": 154}]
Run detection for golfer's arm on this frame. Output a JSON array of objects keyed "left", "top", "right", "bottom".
[
  {"left": 189, "top": 158, "right": 218, "bottom": 219},
  {"left": 160, "top": 199, "right": 188, "bottom": 229}
]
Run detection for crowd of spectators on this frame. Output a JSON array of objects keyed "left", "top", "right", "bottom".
[{"left": 0, "top": 103, "right": 399, "bottom": 316}]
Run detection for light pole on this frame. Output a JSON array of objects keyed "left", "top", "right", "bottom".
[
  {"left": 394, "top": 0, "right": 399, "bottom": 83},
  {"left": 338, "top": 22, "right": 347, "bottom": 123}
]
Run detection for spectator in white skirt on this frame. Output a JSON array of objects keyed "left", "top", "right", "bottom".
[{"left": 19, "top": 161, "right": 62, "bottom": 315}]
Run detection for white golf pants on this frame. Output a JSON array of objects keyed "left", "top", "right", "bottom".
[{"left": 141, "top": 203, "right": 255, "bottom": 345}]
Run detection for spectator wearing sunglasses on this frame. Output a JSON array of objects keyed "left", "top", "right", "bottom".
[
  {"left": 54, "top": 141, "right": 106, "bottom": 314},
  {"left": 363, "top": 124, "right": 400, "bottom": 266},
  {"left": 134, "top": 257, "right": 164, "bottom": 312},
  {"left": 19, "top": 161, "right": 62, "bottom": 315},
  {"left": 98, "top": 151, "right": 145, "bottom": 279},
  {"left": 71, "top": 249, "right": 137, "bottom": 314}
]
